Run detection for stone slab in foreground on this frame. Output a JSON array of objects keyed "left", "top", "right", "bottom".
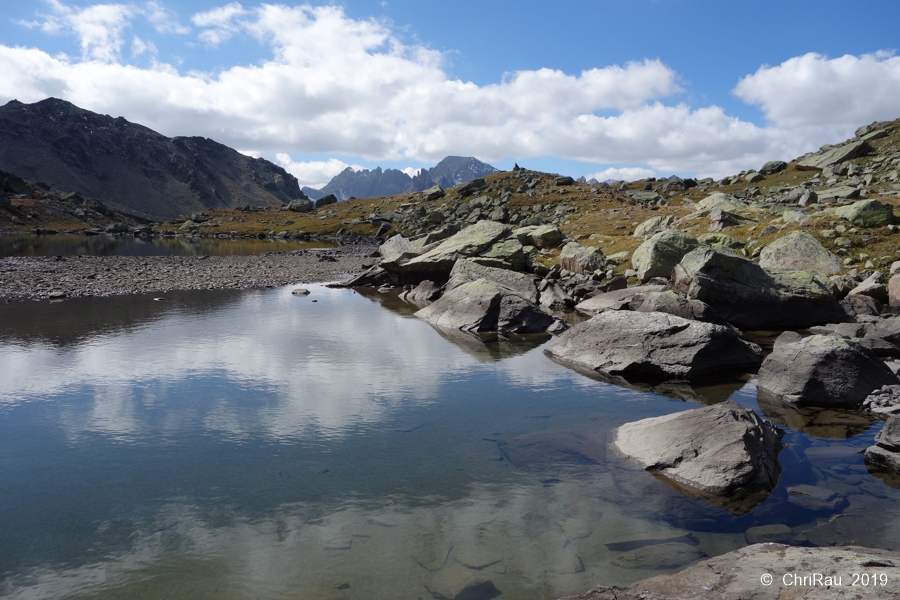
[{"left": 558, "top": 543, "right": 900, "bottom": 600}]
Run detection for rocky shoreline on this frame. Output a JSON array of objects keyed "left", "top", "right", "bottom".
[{"left": 0, "top": 238, "right": 377, "bottom": 300}]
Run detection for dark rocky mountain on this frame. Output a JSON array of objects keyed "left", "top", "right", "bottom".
[
  {"left": 0, "top": 98, "right": 307, "bottom": 221},
  {"left": 307, "top": 155, "right": 499, "bottom": 201}
]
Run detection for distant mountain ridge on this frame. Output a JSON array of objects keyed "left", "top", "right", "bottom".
[
  {"left": 304, "top": 156, "right": 500, "bottom": 200},
  {"left": 0, "top": 98, "right": 307, "bottom": 221}
]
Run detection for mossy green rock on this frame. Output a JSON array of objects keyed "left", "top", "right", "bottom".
[
  {"left": 758, "top": 231, "right": 841, "bottom": 276},
  {"left": 697, "top": 233, "right": 743, "bottom": 250},
  {"left": 632, "top": 230, "right": 699, "bottom": 283},
  {"left": 471, "top": 237, "right": 526, "bottom": 271},
  {"left": 832, "top": 199, "right": 895, "bottom": 228}
]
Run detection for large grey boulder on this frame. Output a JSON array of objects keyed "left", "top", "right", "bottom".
[
  {"left": 633, "top": 215, "right": 674, "bottom": 238},
  {"left": 559, "top": 544, "right": 900, "bottom": 600},
  {"left": 694, "top": 193, "right": 748, "bottom": 213},
  {"left": 416, "top": 278, "right": 555, "bottom": 334},
  {"left": 759, "top": 160, "right": 787, "bottom": 175},
  {"left": 524, "top": 224, "right": 565, "bottom": 248},
  {"left": 470, "top": 236, "right": 526, "bottom": 270},
  {"left": 378, "top": 234, "right": 419, "bottom": 270},
  {"left": 632, "top": 230, "right": 699, "bottom": 283},
  {"left": 758, "top": 230, "right": 841, "bottom": 276},
  {"left": 630, "top": 290, "right": 730, "bottom": 326},
  {"left": 574, "top": 284, "right": 666, "bottom": 314},
  {"left": 444, "top": 258, "right": 539, "bottom": 303},
  {"left": 757, "top": 334, "right": 899, "bottom": 408},
  {"left": 865, "top": 417, "right": 900, "bottom": 474},
  {"left": 797, "top": 139, "right": 871, "bottom": 170},
  {"left": 387, "top": 220, "right": 510, "bottom": 283},
  {"left": 287, "top": 198, "right": 314, "bottom": 212},
  {"left": 558, "top": 241, "right": 606, "bottom": 275},
  {"left": 544, "top": 311, "right": 762, "bottom": 382},
  {"left": 672, "top": 247, "right": 845, "bottom": 330},
  {"left": 612, "top": 401, "right": 784, "bottom": 497},
  {"left": 315, "top": 194, "right": 337, "bottom": 208},
  {"left": 832, "top": 199, "right": 895, "bottom": 227}
]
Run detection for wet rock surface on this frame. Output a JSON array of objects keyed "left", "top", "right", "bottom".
[{"left": 0, "top": 242, "right": 376, "bottom": 300}]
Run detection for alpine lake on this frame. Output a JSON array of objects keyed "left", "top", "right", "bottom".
[{"left": 2, "top": 239, "right": 900, "bottom": 600}]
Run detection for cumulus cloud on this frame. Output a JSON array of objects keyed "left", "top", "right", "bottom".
[
  {"left": 585, "top": 167, "right": 656, "bottom": 183},
  {"left": 27, "top": 0, "right": 137, "bottom": 62},
  {"left": 192, "top": 1, "right": 247, "bottom": 46},
  {"left": 734, "top": 51, "right": 900, "bottom": 129},
  {"left": 274, "top": 155, "right": 363, "bottom": 188},
  {"left": 4, "top": 2, "right": 897, "bottom": 179}
]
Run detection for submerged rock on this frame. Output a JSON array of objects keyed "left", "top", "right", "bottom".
[
  {"left": 611, "top": 542, "right": 707, "bottom": 570},
  {"left": 544, "top": 311, "right": 762, "bottom": 383},
  {"left": 611, "top": 401, "right": 784, "bottom": 500},
  {"left": 757, "top": 334, "right": 899, "bottom": 408}
]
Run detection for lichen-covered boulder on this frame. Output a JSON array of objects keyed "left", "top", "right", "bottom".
[
  {"left": 633, "top": 215, "right": 674, "bottom": 238},
  {"left": 672, "top": 247, "right": 845, "bottom": 330},
  {"left": 444, "top": 259, "right": 539, "bottom": 303},
  {"left": 757, "top": 335, "right": 899, "bottom": 408},
  {"left": 544, "top": 310, "right": 762, "bottom": 382},
  {"left": 758, "top": 230, "right": 841, "bottom": 276},
  {"left": 632, "top": 230, "right": 699, "bottom": 283},
  {"left": 558, "top": 241, "right": 606, "bottom": 275},
  {"left": 388, "top": 220, "right": 510, "bottom": 282},
  {"left": 832, "top": 199, "right": 895, "bottom": 228}
]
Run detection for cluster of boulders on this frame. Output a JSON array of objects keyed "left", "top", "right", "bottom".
[
  {"left": 343, "top": 195, "right": 900, "bottom": 509},
  {"left": 340, "top": 171, "right": 605, "bottom": 239},
  {"left": 342, "top": 218, "right": 625, "bottom": 333},
  {"left": 0, "top": 169, "right": 130, "bottom": 230}
]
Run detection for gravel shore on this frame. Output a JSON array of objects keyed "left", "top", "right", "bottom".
[{"left": 0, "top": 242, "right": 377, "bottom": 301}]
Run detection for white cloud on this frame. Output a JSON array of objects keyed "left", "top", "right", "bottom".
[
  {"left": 734, "top": 51, "right": 900, "bottom": 130},
  {"left": 192, "top": 1, "right": 247, "bottom": 46},
  {"left": 131, "top": 35, "right": 156, "bottom": 57},
  {"left": 401, "top": 167, "right": 419, "bottom": 178},
  {"left": 274, "top": 155, "right": 362, "bottom": 188},
  {"left": 4, "top": 2, "right": 898, "bottom": 179},
  {"left": 144, "top": 1, "right": 190, "bottom": 35},
  {"left": 31, "top": 0, "right": 136, "bottom": 62},
  {"left": 585, "top": 167, "right": 656, "bottom": 182}
]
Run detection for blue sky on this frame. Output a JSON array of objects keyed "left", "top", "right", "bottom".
[{"left": 2, "top": 0, "right": 900, "bottom": 188}]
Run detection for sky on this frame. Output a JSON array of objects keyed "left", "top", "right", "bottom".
[{"left": 1, "top": 0, "right": 900, "bottom": 189}]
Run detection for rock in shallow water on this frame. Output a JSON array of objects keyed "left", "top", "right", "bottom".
[
  {"left": 866, "top": 416, "right": 900, "bottom": 475},
  {"left": 415, "top": 278, "right": 556, "bottom": 334},
  {"left": 757, "top": 334, "right": 899, "bottom": 408},
  {"left": 612, "top": 401, "right": 784, "bottom": 500},
  {"left": 544, "top": 310, "right": 762, "bottom": 383}
]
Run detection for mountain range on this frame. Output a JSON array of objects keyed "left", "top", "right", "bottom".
[
  {"left": 303, "top": 156, "right": 500, "bottom": 201},
  {"left": 0, "top": 98, "right": 307, "bottom": 221}
]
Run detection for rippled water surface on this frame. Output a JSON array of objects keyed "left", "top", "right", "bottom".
[
  {"left": 0, "top": 233, "right": 335, "bottom": 257},
  {"left": 1, "top": 286, "right": 899, "bottom": 599}
]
